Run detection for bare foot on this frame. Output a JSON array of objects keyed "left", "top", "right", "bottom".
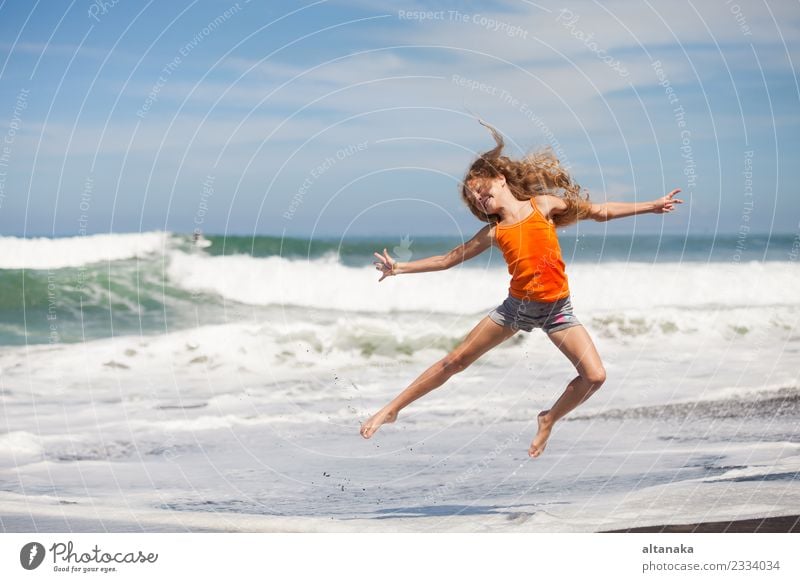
[
  {"left": 528, "top": 410, "right": 553, "bottom": 458},
  {"left": 360, "top": 408, "right": 397, "bottom": 439}
]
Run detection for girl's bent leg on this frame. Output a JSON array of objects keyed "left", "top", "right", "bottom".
[
  {"left": 360, "top": 316, "right": 518, "bottom": 439},
  {"left": 529, "top": 324, "right": 606, "bottom": 457}
]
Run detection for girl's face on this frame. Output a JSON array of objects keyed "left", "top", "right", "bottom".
[{"left": 466, "top": 175, "right": 506, "bottom": 213}]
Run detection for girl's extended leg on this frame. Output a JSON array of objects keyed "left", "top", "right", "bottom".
[
  {"left": 360, "top": 316, "right": 518, "bottom": 438},
  {"left": 529, "top": 324, "right": 606, "bottom": 457}
]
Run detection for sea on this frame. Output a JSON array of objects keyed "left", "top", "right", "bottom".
[{"left": 0, "top": 230, "right": 798, "bottom": 532}]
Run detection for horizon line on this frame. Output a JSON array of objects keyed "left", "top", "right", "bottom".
[{"left": 8, "top": 230, "right": 798, "bottom": 239}]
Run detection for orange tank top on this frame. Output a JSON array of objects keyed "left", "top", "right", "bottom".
[{"left": 494, "top": 197, "right": 570, "bottom": 302}]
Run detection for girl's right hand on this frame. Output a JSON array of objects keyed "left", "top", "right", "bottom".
[
  {"left": 373, "top": 248, "right": 397, "bottom": 282},
  {"left": 652, "top": 188, "right": 683, "bottom": 214}
]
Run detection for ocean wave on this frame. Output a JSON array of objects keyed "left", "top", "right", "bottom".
[
  {"left": 166, "top": 250, "right": 509, "bottom": 313},
  {"left": 2, "top": 232, "right": 798, "bottom": 349},
  {"left": 0, "top": 231, "right": 169, "bottom": 269},
  {"left": 167, "top": 249, "right": 800, "bottom": 312},
  {"left": 3, "top": 232, "right": 799, "bottom": 313},
  {"left": 0, "top": 431, "right": 44, "bottom": 465}
]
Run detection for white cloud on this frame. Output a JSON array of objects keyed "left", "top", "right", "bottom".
[{"left": 0, "top": 41, "right": 138, "bottom": 62}]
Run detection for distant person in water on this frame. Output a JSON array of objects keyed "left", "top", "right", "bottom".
[{"left": 360, "top": 119, "right": 683, "bottom": 457}]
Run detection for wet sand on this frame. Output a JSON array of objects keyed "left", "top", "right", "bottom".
[
  {"left": 3, "top": 509, "right": 800, "bottom": 533},
  {"left": 603, "top": 515, "right": 800, "bottom": 533}
]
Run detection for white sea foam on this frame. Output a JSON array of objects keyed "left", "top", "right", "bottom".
[
  {"left": 166, "top": 250, "right": 508, "bottom": 313},
  {"left": 1, "top": 234, "right": 798, "bottom": 532},
  {"left": 167, "top": 250, "right": 800, "bottom": 312},
  {"left": 0, "top": 231, "right": 168, "bottom": 269},
  {"left": 0, "top": 431, "right": 43, "bottom": 465}
]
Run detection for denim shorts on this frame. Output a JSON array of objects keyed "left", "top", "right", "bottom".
[{"left": 488, "top": 294, "right": 581, "bottom": 334}]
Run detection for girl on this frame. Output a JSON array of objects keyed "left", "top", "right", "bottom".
[{"left": 360, "top": 120, "right": 682, "bottom": 457}]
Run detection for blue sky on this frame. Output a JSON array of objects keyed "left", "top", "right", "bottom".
[{"left": 0, "top": 0, "right": 798, "bottom": 237}]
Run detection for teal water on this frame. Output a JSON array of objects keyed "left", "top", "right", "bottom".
[
  {"left": 207, "top": 232, "right": 798, "bottom": 265},
  {"left": 1, "top": 232, "right": 797, "bottom": 346}
]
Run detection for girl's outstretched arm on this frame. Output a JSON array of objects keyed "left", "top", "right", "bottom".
[
  {"left": 538, "top": 189, "right": 683, "bottom": 223},
  {"left": 373, "top": 224, "right": 494, "bottom": 282},
  {"left": 585, "top": 189, "right": 684, "bottom": 222}
]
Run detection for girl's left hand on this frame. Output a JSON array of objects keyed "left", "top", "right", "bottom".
[
  {"left": 373, "top": 248, "right": 397, "bottom": 282},
  {"left": 652, "top": 189, "right": 684, "bottom": 214}
]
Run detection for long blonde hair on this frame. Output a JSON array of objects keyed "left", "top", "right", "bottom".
[{"left": 460, "top": 120, "right": 591, "bottom": 227}]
